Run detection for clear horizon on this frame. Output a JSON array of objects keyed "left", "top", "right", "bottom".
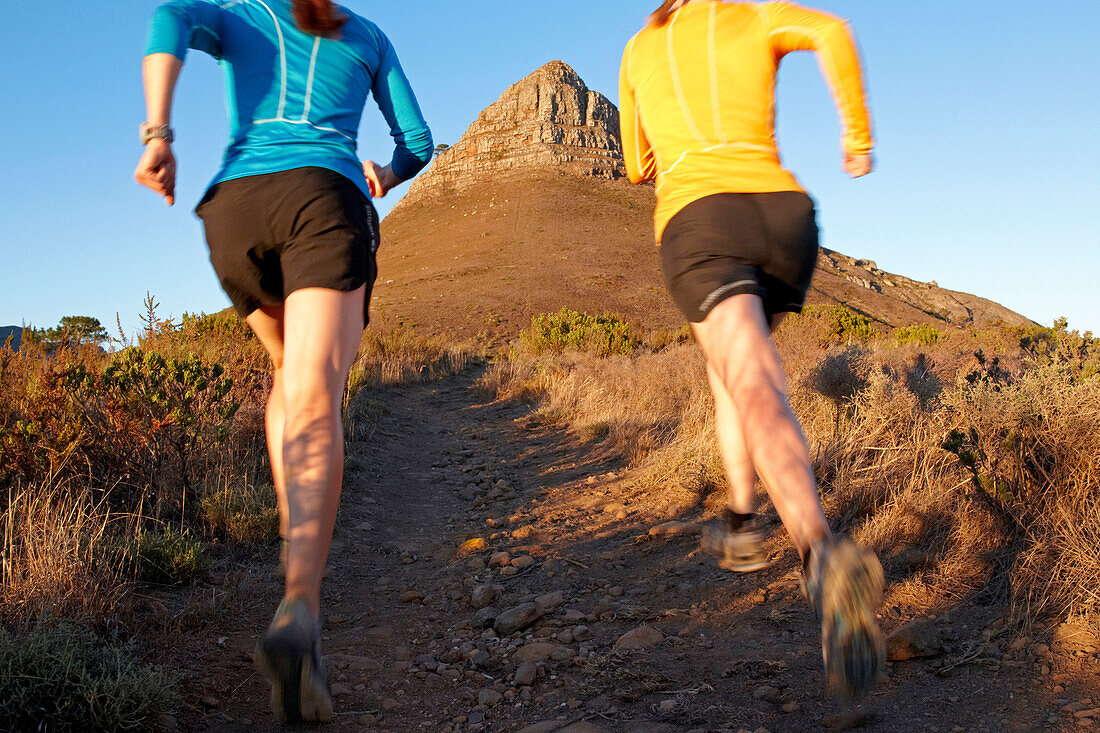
[{"left": 2, "top": 1, "right": 1097, "bottom": 335}]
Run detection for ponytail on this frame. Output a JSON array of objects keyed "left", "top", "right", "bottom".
[
  {"left": 292, "top": 0, "right": 347, "bottom": 37},
  {"left": 649, "top": 0, "right": 686, "bottom": 27}
]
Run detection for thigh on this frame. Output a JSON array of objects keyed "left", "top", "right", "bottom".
[
  {"left": 691, "top": 293, "right": 788, "bottom": 395},
  {"left": 245, "top": 304, "right": 286, "bottom": 370},
  {"left": 281, "top": 286, "right": 366, "bottom": 402}
]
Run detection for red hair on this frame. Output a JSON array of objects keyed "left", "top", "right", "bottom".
[
  {"left": 649, "top": 1, "right": 681, "bottom": 27},
  {"left": 292, "top": 0, "right": 347, "bottom": 37}
]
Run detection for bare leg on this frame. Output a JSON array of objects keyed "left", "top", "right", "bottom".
[
  {"left": 245, "top": 306, "right": 290, "bottom": 541},
  {"left": 707, "top": 365, "right": 756, "bottom": 515},
  {"left": 709, "top": 310, "right": 789, "bottom": 517},
  {"left": 692, "top": 294, "right": 829, "bottom": 558},
  {"left": 279, "top": 286, "right": 365, "bottom": 619}
]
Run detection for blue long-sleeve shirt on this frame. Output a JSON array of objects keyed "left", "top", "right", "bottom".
[{"left": 145, "top": 0, "right": 433, "bottom": 200}]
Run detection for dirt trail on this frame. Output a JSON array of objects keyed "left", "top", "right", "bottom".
[{"left": 174, "top": 368, "right": 1099, "bottom": 733}]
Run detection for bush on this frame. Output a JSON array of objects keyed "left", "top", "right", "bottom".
[
  {"left": 0, "top": 617, "right": 177, "bottom": 731},
  {"left": 790, "top": 305, "right": 880, "bottom": 345},
  {"left": 122, "top": 527, "right": 209, "bottom": 585},
  {"left": 201, "top": 482, "right": 280, "bottom": 544},
  {"left": 894, "top": 323, "right": 942, "bottom": 347},
  {"left": 521, "top": 308, "right": 639, "bottom": 357}
]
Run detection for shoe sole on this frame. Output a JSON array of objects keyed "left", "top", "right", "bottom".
[
  {"left": 820, "top": 540, "right": 885, "bottom": 699},
  {"left": 718, "top": 556, "right": 775, "bottom": 573},
  {"left": 255, "top": 636, "right": 333, "bottom": 723},
  {"left": 702, "top": 529, "right": 772, "bottom": 573}
]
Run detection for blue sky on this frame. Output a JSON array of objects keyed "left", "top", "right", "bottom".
[{"left": 1, "top": 1, "right": 1097, "bottom": 335}]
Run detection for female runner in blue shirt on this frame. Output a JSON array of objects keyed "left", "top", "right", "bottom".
[{"left": 135, "top": 0, "right": 433, "bottom": 722}]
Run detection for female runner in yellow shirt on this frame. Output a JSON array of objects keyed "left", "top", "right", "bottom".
[{"left": 620, "top": 0, "right": 883, "bottom": 697}]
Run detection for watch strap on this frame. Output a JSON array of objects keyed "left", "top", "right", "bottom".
[{"left": 140, "top": 123, "right": 175, "bottom": 145}]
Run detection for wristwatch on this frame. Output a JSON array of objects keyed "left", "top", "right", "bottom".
[{"left": 140, "top": 122, "right": 175, "bottom": 145}]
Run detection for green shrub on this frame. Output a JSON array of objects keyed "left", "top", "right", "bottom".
[
  {"left": 0, "top": 617, "right": 177, "bottom": 731},
  {"left": 123, "top": 526, "right": 209, "bottom": 585},
  {"left": 521, "top": 309, "right": 639, "bottom": 357},
  {"left": 894, "top": 323, "right": 942, "bottom": 347},
  {"left": 796, "top": 305, "right": 880, "bottom": 344},
  {"left": 201, "top": 482, "right": 279, "bottom": 544}
]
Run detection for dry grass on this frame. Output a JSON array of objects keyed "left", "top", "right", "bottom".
[
  {"left": 0, "top": 313, "right": 480, "bottom": 729},
  {"left": 1, "top": 477, "right": 130, "bottom": 624},
  {"left": 483, "top": 315, "right": 1100, "bottom": 624}
]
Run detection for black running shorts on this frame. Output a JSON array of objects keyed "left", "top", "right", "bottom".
[
  {"left": 195, "top": 167, "right": 379, "bottom": 324},
  {"left": 659, "top": 191, "right": 819, "bottom": 322}
]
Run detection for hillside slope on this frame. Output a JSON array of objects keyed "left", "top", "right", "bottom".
[{"left": 374, "top": 62, "right": 1031, "bottom": 341}]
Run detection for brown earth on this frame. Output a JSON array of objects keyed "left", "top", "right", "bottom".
[{"left": 165, "top": 367, "right": 1098, "bottom": 732}]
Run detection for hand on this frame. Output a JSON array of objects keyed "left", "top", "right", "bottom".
[
  {"left": 134, "top": 139, "right": 177, "bottom": 205},
  {"left": 362, "top": 160, "right": 400, "bottom": 198},
  {"left": 845, "top": 152, "right": 873, "bottom": 178}
]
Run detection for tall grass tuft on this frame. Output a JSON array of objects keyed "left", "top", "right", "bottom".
[{"left": 484, "top": 311, "right": 1100, "bottom": 623}]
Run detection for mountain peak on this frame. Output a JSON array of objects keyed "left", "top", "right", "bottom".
[{"left": 406, "top": 60, "right": 625, "bottom": 198}]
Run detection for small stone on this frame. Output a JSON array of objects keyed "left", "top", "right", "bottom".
[
  {"left": 658, "top": 699, "right": 677, "bottom": 712},
  {"left": 400, "top": 590, "right": 425, "bottom": 604},
  {"left": 603, "top": 503, "right": 626, "bottom": 515},
  {"left": 478, "top": 688, "right": 503, "bottom": 707},
  {"left": 648, "top": 521, "right": 698, "bottom": 537},
  {"left": 495, "top": 603, "right": 542, "bottom": 635},
  {"left": 886, "top": 617, "right": 944, "bottom": 661},
  {"left": 473, "top": 606, "right": 499, "bottom": 628},
  {"left": 489, "top": 551, "right": 511, "bottom": 568},
  {"left": 500, "top": 565, "right": 519, "bottom": 577},
  {"left": 517, "top": 724, "right": 567, "bottom": 733},
  {"left": 613, "top": 626, "right": 665, "bottom": 651},
  {"left": 458, "top": 538, "right": 487, "bottom": 556},
  {"left": 329, "top": 682, "right": 352, "bottom": 697},
  {"left": 381, "top": 697, "right": 402, "bottom": 711},
  {"left": 782, "top": 701, "right": 801, "bottom": 713},
  {"left": 512, "top": 555, "right": 536, "bottom": 569},
  {"left": 515, "top": 661, "right": 538, "bottom": 686},
  {"left": 200, "top": 696, "right": 220, "bottom": 709},
  {"left": 512, "top": 525, "right": 537, "bottom": 540},
  {"left": 535, "top": 591, "right": 565, "bottom": 614},
  {"left": 752, "top": 684, "right": 782, "bottom": 703},
  {"left": 572, "top": 625, "right": 591, "bottom": 641},
  {"left": 470, "top": 583, "right": 497, "bottom": 609},
  {"left": 515, "top": 642, "right": 572, "bottom": 663}
]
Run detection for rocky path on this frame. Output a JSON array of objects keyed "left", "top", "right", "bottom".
[{"left": 174, "top": 368, "right": 1099, "bottom": 732}]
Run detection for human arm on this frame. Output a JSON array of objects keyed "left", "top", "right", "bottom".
[
  {"left": 766, "top": 1, "right": 874, "bottom": 177},
  {"left": 366, "top": 34, "right": 433, "bottom": 197},
  {"left": 619, "top": 38, "right": 659, "bottom": 185},
  {"left": 135, "top": 1, "right": 223, "bottom": 204},
  {"left": 134, "top": 53, "right": 183, "bottom": 205}
]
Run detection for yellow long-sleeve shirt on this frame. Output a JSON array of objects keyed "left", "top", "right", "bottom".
[{"left": 619, "top": 0, "right": 873, "bottom": 241}]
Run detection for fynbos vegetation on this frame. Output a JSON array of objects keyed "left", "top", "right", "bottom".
[
  {"left": 486, "top": 307, "right": 1100, "bottom": 624},
  {"left": 0, "top": 307, "right": 475, "bottom": 730}
]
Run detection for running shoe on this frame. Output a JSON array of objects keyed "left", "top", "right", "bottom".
[
  {"left": 802, "top": 536, "right": 885, "bottom": 698},
  {"left": 254, "top": 597, "right": 333, "bottom": 723},
  {"left": 701, "top": 515, "right": 773, "bottom": 572}
]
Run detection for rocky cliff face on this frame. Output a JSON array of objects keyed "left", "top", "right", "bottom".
[
  {"left": 405, "top": 61, "right": 625, "bottom": 198},
  {"left": 381, "top": 61, "right": 1032, "bottom": 334}
]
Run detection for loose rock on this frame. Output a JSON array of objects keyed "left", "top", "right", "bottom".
[
  {"left": 470, "top": 583, "right": 497, "bottom": 609},
  {"left": 515, "top": 661, "right": 538, "bottom": 686},
  {"left": 495, "top": 603, "right": 543, "bottom": 635},
  {"left": 886, "top": 617, "right": 944, "bottom": 661},
  {"left": 648, "top": 521, "right": 699, "bottom": 537},
  {"left": 614, "top": 626, "right": 665, "bottom": 651}
]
